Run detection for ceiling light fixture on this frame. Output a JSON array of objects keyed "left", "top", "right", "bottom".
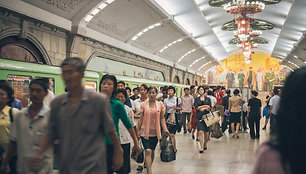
[
  {"left": 159, "top": 38, "right": 184, "bottom": 53},
  {"left": 177, "top": 49, "right": 196, "bottom": 63},
  {"left": 131, "top": 22, "right": 162, "bottom": 41}
]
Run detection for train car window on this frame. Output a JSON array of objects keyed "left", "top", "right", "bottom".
[
  {"left": 85, "top": 81, "right": 97, "bottom": 91},
  {"left": 35, "top": 77, "right": 55, "bottom": 93},
  {"left": 6, "top": 75, "right": 32, "bottom": 107}
]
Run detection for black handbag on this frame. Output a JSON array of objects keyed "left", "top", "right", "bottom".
[
  {"left": 175, "top": 97, "right": 183, "bottom": 132},
  {"left": 160, "top": 137, "right": 176, "bottom": 162}
]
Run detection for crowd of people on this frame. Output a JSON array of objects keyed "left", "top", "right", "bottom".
[{"left": 0, "top": 56, "right": 304, "bottom": 174}]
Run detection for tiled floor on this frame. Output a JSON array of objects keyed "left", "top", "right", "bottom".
[{"left": 130, "top": 118, "right": 271, "bottom": 174}]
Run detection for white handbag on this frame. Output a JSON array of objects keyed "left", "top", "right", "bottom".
[{"left": 200, "top": 111, "right": 220, "bottom": 127}]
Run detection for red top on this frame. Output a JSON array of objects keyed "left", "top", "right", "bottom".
[
  {"left": 191, "top": 108, "right": 197, "bottom": 123},
  {"left": 214, "top": 90, "right": 224, "bottom": 105}
]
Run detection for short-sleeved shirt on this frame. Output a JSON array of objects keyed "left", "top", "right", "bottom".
[
  {"left": 0, "top": 105, "right": 18, "bottom": 152},
  {"left": 48, "top": 89, "right": 115, "bottom": 174},
  {"left": 222, "top": 95, "right": 231, "bottom": 110},
  {"left": 133, "top": 98, "right": 149, "bottom": 122},
  {"left": 214, "top": 90, "right": 224, "bottom": 105},
  {"left": 9, "top": 105, "right": 53, "bottom": 174},
  {"left": 180, "top": 95, "right": 194, "bottom": 113},
  {"left": 140, "top": 101, "right": 164, "bottom": 139},
  {"left": 269, "top": 95, "right": 281, "bottom": 115},
  {"left": 119, "top": 105, "right": 136, "bottom": 144},
  {"left": 248, "top": 98, "right": 262, "bottom": 118},
  {"left": 105, "top": 98, "right": 133, "bottom": 145},
  {"left": 207, "top": 95, "right": 217, "bottom": 108},
  {"left": 194, "top": 97, "right": 211, "bottom": 120},
  {"left": 229, "top": 95, "right": 242, "bottom": 112},
  {"left": 164, "top": 96, "right": 181, "bottom": 114}
]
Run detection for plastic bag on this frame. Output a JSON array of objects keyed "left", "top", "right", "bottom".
[
  {"left": 211, "top": 123, "right": 223, "bottom": 139},
  {"left": 160, "top": 137, "right": 176, "bottom": 162}
]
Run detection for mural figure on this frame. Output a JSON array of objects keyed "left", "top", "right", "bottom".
[
  {"left": 217, "top": 71, "right": 224, "bottom": 84},
  {"left": 245, "top": 67, "right": 256, "bottom": 90},
  {"left": 266, "top": 67, "right": 275, "bottom": 91},
  {"left": 237, "top": 69, "right": 245, "bottom": 92},
  {"left": 256, "top": 68, "right": 264, "bottom": 91},
  {"left": 234, "top": 71, "right": 239, "bottom": 87},
  {"left": 226, "top": 69, "right": 235, "bottom": 88}
]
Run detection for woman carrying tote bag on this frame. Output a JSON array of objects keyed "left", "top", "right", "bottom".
[{"left": 194, "top": 86, "right": 211, "bottom": 153}]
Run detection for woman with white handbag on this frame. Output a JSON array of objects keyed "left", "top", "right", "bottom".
[{"left": 194, "top": 86, "right": 211, "bottom": 153}]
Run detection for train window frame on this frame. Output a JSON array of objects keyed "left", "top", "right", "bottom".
[
  {"left": 6, "top": 74, "right": 32, "bottom": 107},
  {"left": 85, "top": 80, "right": 97, "bottom": 91},
  {"left": 35, "top": 76, "right": 55, "bottom": 93}
]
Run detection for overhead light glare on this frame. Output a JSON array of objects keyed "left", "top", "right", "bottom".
[
  {"left": 159, "top": 38, "right": 185, "bottom": 53},
  {"left": 131, "top": 22, "right": 162, "bottom": 41},
  {"left": 91, "top": 8, "right": 100, "bottom": 15},
  {"left": 98, "top": 3, "right": 107, "bottom": 9},
  {"left": 106, "top": 0, "right": 115, "bottom": 4}
]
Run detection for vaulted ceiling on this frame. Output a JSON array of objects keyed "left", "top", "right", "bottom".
[{"left": 1, "top": 0, "right": 306, "bottom": 75}]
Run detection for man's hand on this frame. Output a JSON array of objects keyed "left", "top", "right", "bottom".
[
  {"left": 29, "top": 151, "right": 43, "bottom": 172},
  {"left": 112, "top": 147, "right": 123, "bottom": 171},
  {"left": 134, "top": 143, "right": 141, "bottom": 155}
]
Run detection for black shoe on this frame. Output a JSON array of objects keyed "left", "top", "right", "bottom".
[
  {"left": 199, "top": 149, "right": 204, "bottom": 153},
  {"left": 136, "top": 166, "right": 143, "bottom": 173},
  {"left": 262, "top": 127, "right": 266, "bottom": 130},
  {"left": 192, "top": 135, "right": 195, "bottom": 139},
  {"left": 255, "top": 136, "right": 260, "bottom": 139},
  {"left": 250, "top": 137, "right": 255, "bottom": 139},
  {"left": 196, "top": 138, "right": 199, "bottom": 142},
  {"left": 184, "top": 131, "right": 187, "bottom": 134}
]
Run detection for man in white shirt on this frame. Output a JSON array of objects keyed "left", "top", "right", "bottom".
[
  {"left": 207, "top": 90, "right": 217, "bottom": 111},
  {"left": 269, "top": 88, "right": 281, "bottom": 135},
  {"left": 2, "top": 79, "right": 53, "bottom": 174}
]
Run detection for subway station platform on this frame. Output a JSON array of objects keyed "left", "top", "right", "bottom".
[{"left": 130, "top": 119, "right": 270, "bottom": 174}]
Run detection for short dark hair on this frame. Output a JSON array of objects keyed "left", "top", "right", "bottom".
[
  {"left": 197, "top": 85, "right": 205, "bottom": 92},
  {"left": 226, "top": 89, "right": 231, "bottom": 94},
  {"left": 216, "top": 85, "right": 221, "bottom": 90},
  {"left": 117, "top": 81, "right": 125, "bottom": 86},
  {"left": 233, "top": 89, "right": 240, "bottom": 95},
  {"left": 168, "top": 86, "right": 176, "bottom": 94},
  {"left": 207, "top": 90, "right": 213, "bottom": 96},
  {"left": 61, "top": 57, "right": 86, "bottom": 72},
  {"left": 140, "top": 84, "right": 148, "bottom": 91},
  {"left": 0, "top": 80, "right": 14, "bottom": 106},
  {"left": 251, "top": 90, "right": 258, "bottom": 97},
  {"left": 125, "top": 87, "right": 131, "bottom": 92},
  {"left": 190, "top": 85, "right": 196, "bottom": 90},
  {"left": 115, "top": 89, "right": 127, "bottom": 99},
  {"left": 30, "top": 79, "right": 48, "bottom": 92},
  {"left": 162, "top": 86, "right": 168, "bottom": 92},
  {"left": 184, "top": 88, "right": 189, "bottom": 91},
  {"left": 100, "top": 74, "right": 117, "bottom": 97},
  {"left": 148, "top": 86, "right": 158, "bottom": 93},
  {"left": 133, "top": 87, "right": 139, "bottom": 92},
  {"left": 273, "top": 88, "right": 279, "bottom": 95}
]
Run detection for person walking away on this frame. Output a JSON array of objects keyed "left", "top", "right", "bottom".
[
  {"left": 30, "top": 57, "right": 124, "bottom": 174},
  {"left": 269, "top": 88, "right": 281, "bottom": 136},
  {"left": 252, "top": 67, "right": 306, "bottom": 174},
  {"left": 2, "top": 79, "right": 53, "bottom": 174},
  {"left": 100, "top": 74, "right": 140, "bottom": 174},
  {"left": 214, "top": 86, "right": 224, "bottom": 123},
  {"left": 194, "top": 86, "right": 211, "bottom": 153},
  {"left": 228, "top": 89, "right": 245, "bottom": 138},
  {"left": 262, "top": 90, "right": 273, "bottom": 130},
  {"left": 247, "top": 90, "right": 262, "bottom": 139},
  {"left": 137, "top": 87, "right": 170, "bottom": 174},
  {"left": 180, "top": 88, "right": 194, "bottom": 134}
]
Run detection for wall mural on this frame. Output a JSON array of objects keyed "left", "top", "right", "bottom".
[
  {"left": 208, "top": 53, "right": 290, "bottom": 91},
  {"left": 87, "top": 56, "right": 165, "bottom": 81}
]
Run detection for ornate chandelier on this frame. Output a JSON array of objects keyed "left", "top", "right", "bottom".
[
  {"left": 209, "top": 0, "right": 280, "bottom": 64},
  {"left": 226, "top": 0, "right": 266, "bottom": 64}
]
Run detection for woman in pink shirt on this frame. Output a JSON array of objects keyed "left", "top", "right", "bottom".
[{"left": 137, "top": 86, "right": 170, "bottom": 174}]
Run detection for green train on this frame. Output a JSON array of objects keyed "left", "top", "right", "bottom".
[{"left": 0, "top": 58, "right": 190, "bottom": 107}]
